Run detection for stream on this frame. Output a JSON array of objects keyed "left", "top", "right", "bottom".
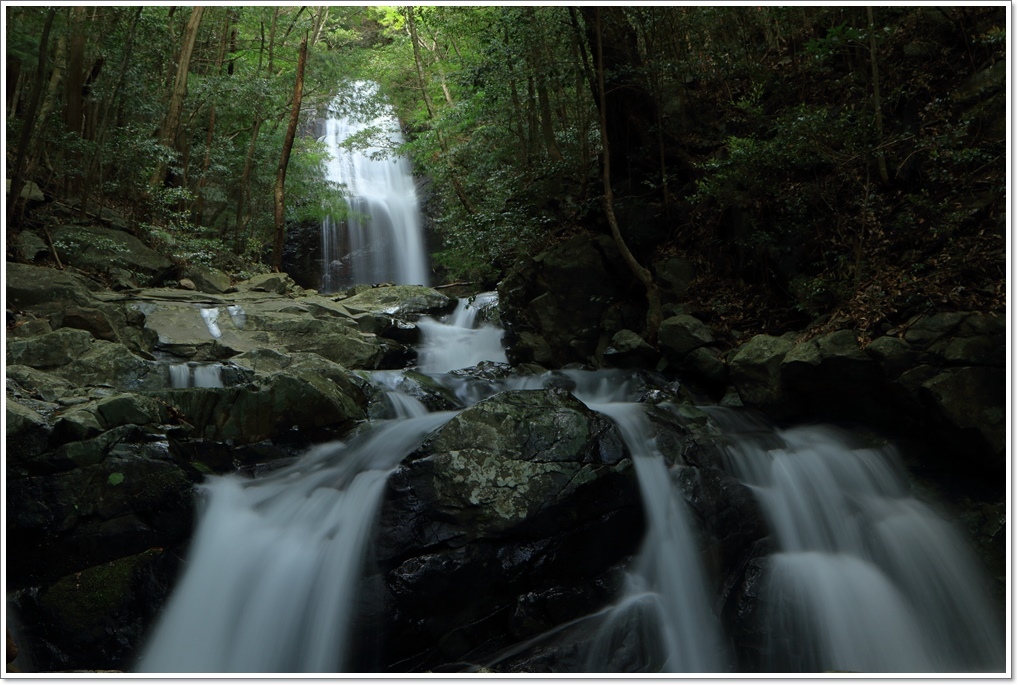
[{"left": 136, "top": 87, "right": 1003, "bottom": 674}]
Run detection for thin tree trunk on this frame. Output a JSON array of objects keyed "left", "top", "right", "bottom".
[
  {"left": 150, "top": 5, "right": 204, "bottom": 188},
  {"left": 272, "top": 33, "right": 308, "bottom": 272},
  {"left": 866, "top": 6, "right": 890, "bottom": 185},
  {"left": 8, "top": 8, "right": 56, "bottom": 238},
  {"left": 82, "top": 6, "right": 142, "bottom": 219},
  {"left": 406, "top": 7, "right": 434, "bottom": 118},
  {"left": 235, "top": 116, "right": 262, "bottom": 246},
  {"left": 592, "top": 8, "right": 662, "bottom": 343},
  {"left": 196, "top": 8, "right": 230, "bottom": 226},
  {"left": 406, "top": 5, "right": 475, "bottom": 215}
]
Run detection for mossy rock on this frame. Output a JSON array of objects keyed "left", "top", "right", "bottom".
[{"left": 38, "top": 549, "right": 161, "bottom": 642}]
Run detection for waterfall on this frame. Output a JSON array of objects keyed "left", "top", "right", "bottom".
[
  {"left": 137, "top": 411, "right": 455, "bottom": 673},
  {"left": 139, "top": 300, "right": 1001, "bottom": 674},
  {"left": 713, "top": 412, "right": 1004, "bottom": 673},
  {"left": 585, "top": 403, "right": 726, "bottom": 672},
  {"left": 320, "top": 82, "right": 429, "bottom": 292},
  {"left": 169, "top": 362, "right": 224, "bottom": 389},
  {"left": 415, "top": 294, "right": 507, "bottom": 374}
]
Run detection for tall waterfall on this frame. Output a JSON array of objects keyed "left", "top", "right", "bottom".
[{"left": 320, "top": 81, "right": 429, "bottom": 292}]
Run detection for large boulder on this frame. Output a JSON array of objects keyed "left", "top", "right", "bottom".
[
  {"left": 51, "top": 224, "right": 175, "bottom": 287},
  {"left": 6, "top": 328, "right": 96, "bottom": 369},
  {"left": 498, "top": 232, "right": 635, "bottom": 366},
  {"left": 341, "top": 284, "right": 450, "bottom": 317},
  {"left": 181, "top": 265, "right": 232, "bottom": 294},
  {"left": 7, "top": 263, "right": 97, "bottom": 312},
  {"left": 920, "top": 366, "right": 1005, "bottom": 465},
  {"left": 156, "top": 353, "right": 367, "bottom": 446},
  {"left": 728, "top": 335, "right": 794, "bottom": 411},
  {"left": 374, "top": 388, "right": 643, "bottom": 670}
]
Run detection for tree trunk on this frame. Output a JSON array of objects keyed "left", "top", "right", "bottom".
[
  {"left": 81, "top": 6, "right": 142, "bottom": 220},
  {"left": 271, "top": 33, "right": 308, "bottom": 272},
  {"left": 8, "top": 8, "right": 56, "bottom": 238},
  {"left": 196, "top": 9, "right": 231, "bottom": 226},
  {"left": 235, "top": 116, "right": 262, "bottom": 247},
  {"left": 405, "top": 7, "right": 435, "bottom": 118},
  {"left": 866, "top": 6, "right": 891, "bottom": 185},
  {"left": 591, "top": 8, "right": 662, "bottom": 343},
  {"left": 150, "top": 6, "right": 204, "bottom": 188},
  {"left": 406, "top": 5, "right": 475, "bottom": 215}
]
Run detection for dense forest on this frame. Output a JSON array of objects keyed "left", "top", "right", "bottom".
[
  {"left": 3, "top": 2, "right": 1005, "bottom": 339},
  {"left": 6, "top": 4, "right": 1006, "bottom": 342}
]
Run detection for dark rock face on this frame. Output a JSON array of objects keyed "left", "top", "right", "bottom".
[
  {"left": 725, "top": 313, "right": 1006, "bottom": 474},
  {"left": 373, "top": 389, "right": 644, "bottom": 671},
  {"left": 498, "top": 233, "right": 634, "bottom": 367}
]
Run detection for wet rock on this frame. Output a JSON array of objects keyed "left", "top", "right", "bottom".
[
  {"left": 14, "top": 547, "right": 182, "bottom": 671},
  {"left": 342, "top": 284, "right": 451, "bottom": 317},
  {"left": 659, "top": 314, "right": 715, "bottom": 360},
  {"left": 921, "top": 366, "right": 1004, "bottom": 463},
  {"left": 865, "top": 336, "right": 916, "bottom": 378},
  {"left": 48, "top": 341, "right": 165, "bottom": 393},
  {"left": 182, "top": 264, "right": 232, "bottom": 294},
  {"left": 7, "top": 263, "right": 97, "bottom": 312},
  {"left": 7, "top": 399, "right": 52, "bottom": 461},
  {"left": 58, "top": 306, "right": 120, "bottom": 343},
  {"left": 602, "top": 329, "right": 657, "bottom": 369},
  {"left": 498, "top": 232, "right": 629, "bottom": 367},
  {"left": 234, "top": 272, "right": 295, "bottom": 295},
  {"left": 376, "top": 389, "right": 643, "bottom": 670},
  {"left": 156, "top": 353, "right": 366, "bottom": 445}
]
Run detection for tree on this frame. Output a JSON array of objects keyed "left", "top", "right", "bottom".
[
  {"left": 271, "top": 31, "right": 308, "bottom": 271},
  {"left": 150, "top": 6, "right": 204, "bottom": 189},
  {"left": 589, "top": 7, "right": 662, "bottom": 342},
  {"left": 7, "top": 7, "right": 56, "bottom": 235}
]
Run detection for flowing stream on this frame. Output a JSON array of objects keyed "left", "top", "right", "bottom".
[
  {"left": 319, "top": 81, "right": 429, "bottom": 292},
  {"left": 709, "top": 410, "right": 1005, "bottom": 673},
  {"left": 137, "top": 82, "right": 1001, "bottom": 672},
  {"left": 138, "top": 304, "right": 1003, "bottom": 674}
]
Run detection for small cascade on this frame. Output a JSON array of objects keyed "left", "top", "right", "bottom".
[
  {"left": 169, "top": 362, "right": 224, "bottom": 388},
  {"left": 712, "top": 411, "right": 1004, "bottom": 673},
  {"left": 140, "top": 288, "right": 1002, "bottom": 674},
  {"left": 200, "top": 308, "right": 222, "bottom": 339},
  {"left": 416, "top": 293, "right": 507, "bottom": 374},
  {"left": 138, "top": 411, "right": 456, "bottom": 673},
  {"left": 320, "top": 81, "right": 429, "bottom": 291},
  {"left": 584, "top": 403, "right": 726, "bottom": 672}
]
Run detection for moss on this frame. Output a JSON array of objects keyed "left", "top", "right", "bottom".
[{"left": 38, "top": 550, "right": 160, "bottom": 640}]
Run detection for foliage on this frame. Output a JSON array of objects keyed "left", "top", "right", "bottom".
[{"left": 6, "top": 5, "right": 1005, "bottom": 337}]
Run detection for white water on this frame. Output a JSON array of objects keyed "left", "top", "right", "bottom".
[
  {"left": 713, "top": 413, "right": 1004, "bottom": 673},
  {"left": 138, "top": 411, "right": 454, "bottom": 673},
  {"left": 320, "top": 82, "right": 429, "bottom": 291},
  {"left": 416, "top": 294, "right": 507, "bottom": 373},
  {"left": 169, "top": 362, "right": 224, "bottom": 388},
  {"left": 585, "top": 402, "right": 726, "bottom": 672},
  {"left": 200, "top": 307, "right": 222, "bottom": 339}
]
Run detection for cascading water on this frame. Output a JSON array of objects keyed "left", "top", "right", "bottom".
[
  {"left": 138, "top": 297, "right": 1001, "bottom": 672},
  {"left": 582, "top": 402, "right": 726, "bottom": 672},
  {"left": 137, "top": 411, "right": 455, "bottom": 673},
  {"left": 415, "top": 293, "right": 507, "bottom": 373},
  {"left": 319, "top": 81, "right": 429, "bottom": 292},
  {"left": 169, "top": 362, "right": 224, "bottom": 389},
  {"left": 710, "top": 410, "right": 1005, "bottom": 673}
]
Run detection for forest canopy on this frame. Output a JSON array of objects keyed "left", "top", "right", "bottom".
[{"left": 4, "top": 4, "right": 1007, "bottom": 339}]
